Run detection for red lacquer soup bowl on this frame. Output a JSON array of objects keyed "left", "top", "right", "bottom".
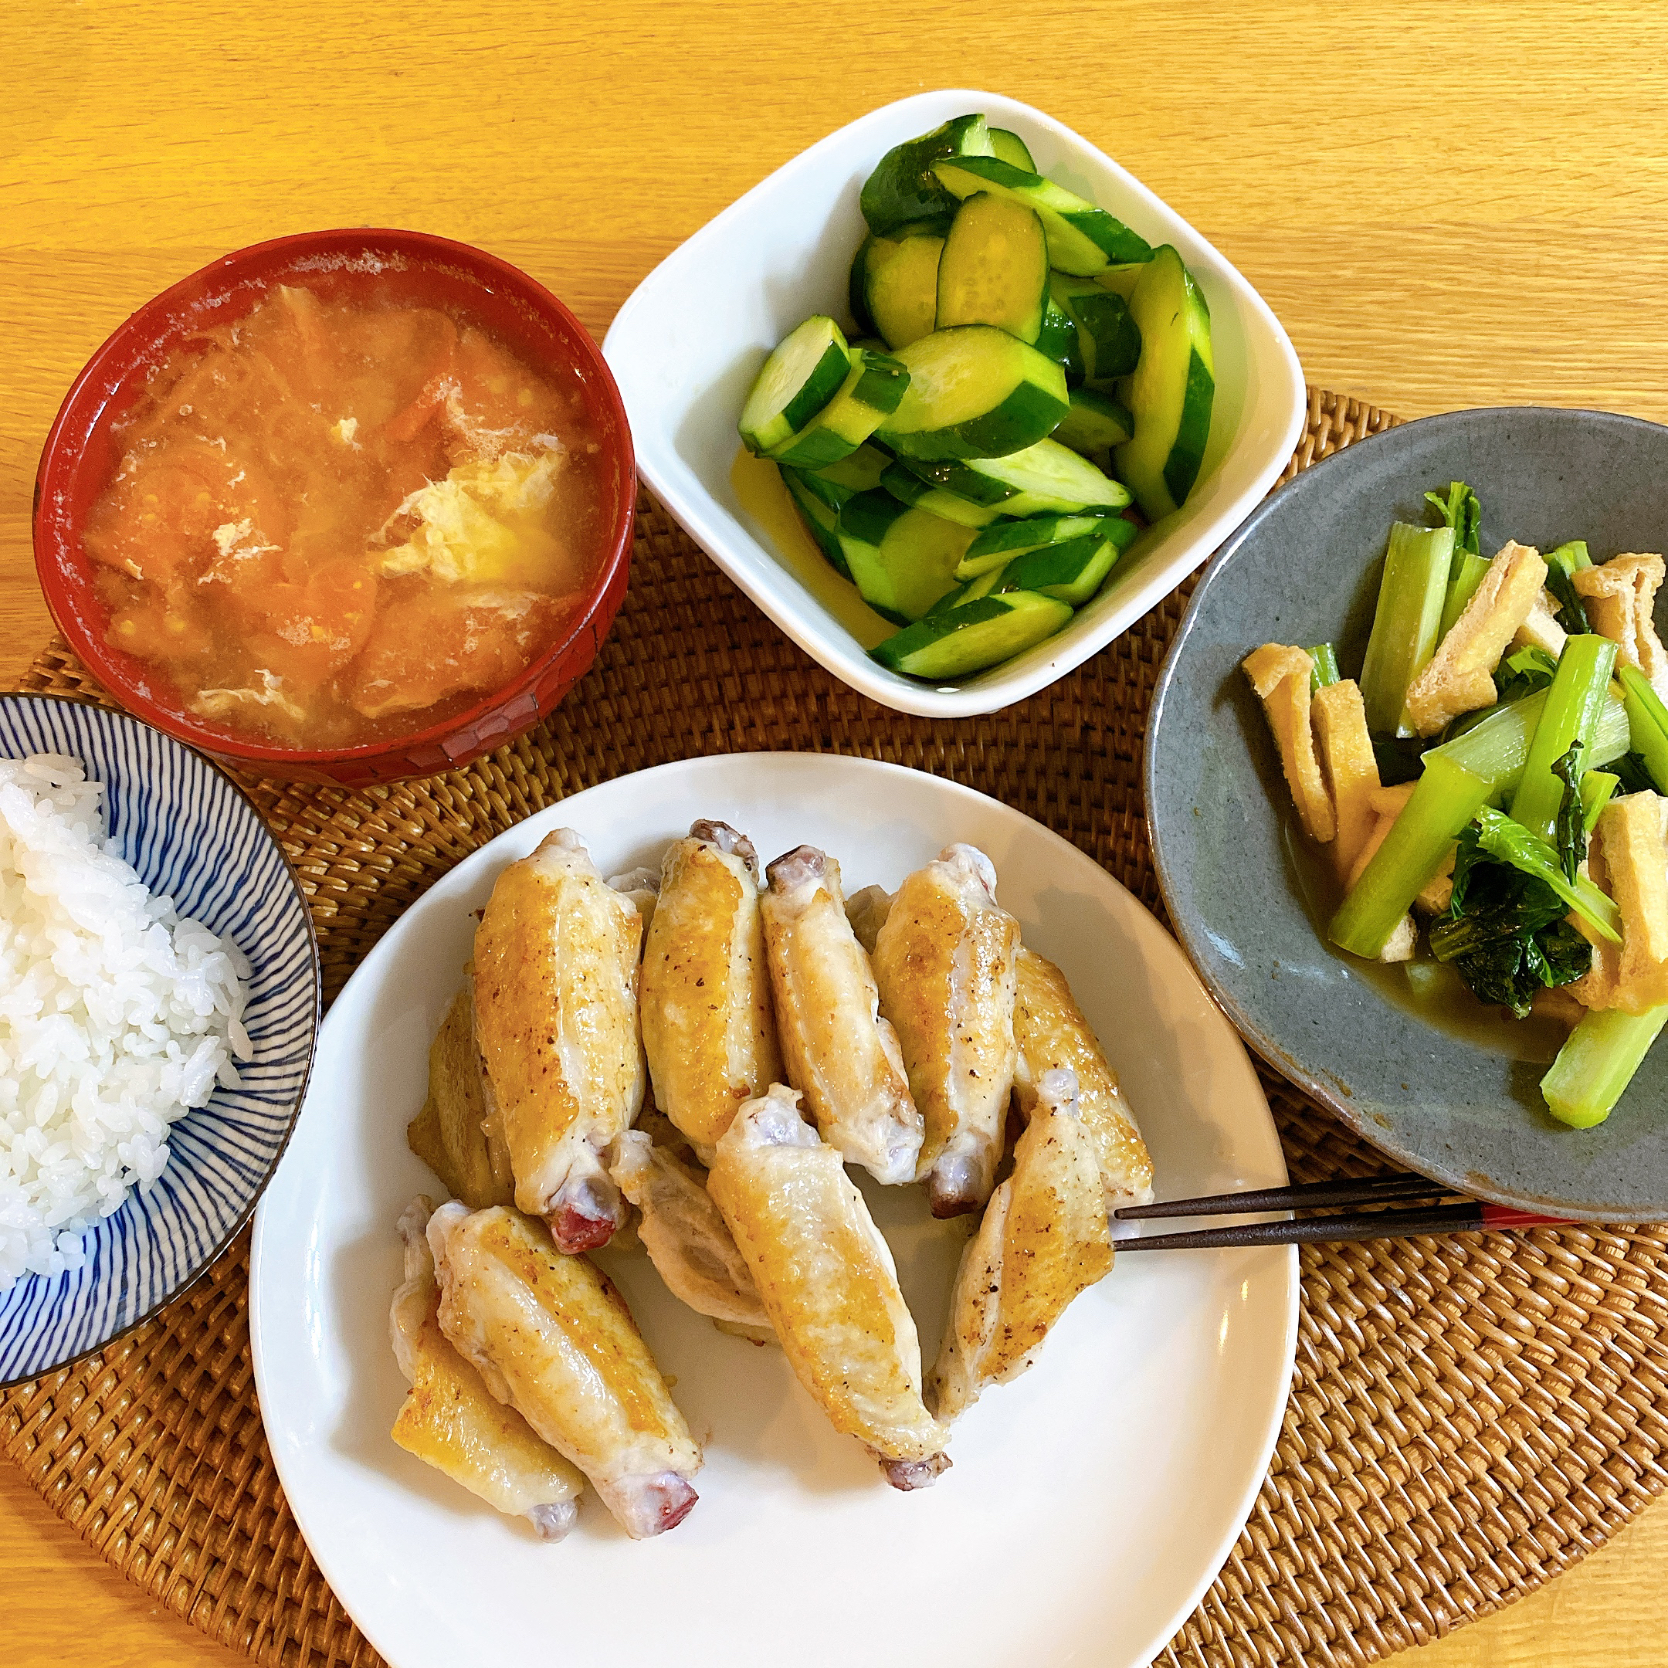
[{"left": 34, "top": 228, "right": 635, "bottom": 787}]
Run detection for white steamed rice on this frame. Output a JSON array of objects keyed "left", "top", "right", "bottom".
[{"left": 0, "top": 753, "right": 254, "bottom": 1291}]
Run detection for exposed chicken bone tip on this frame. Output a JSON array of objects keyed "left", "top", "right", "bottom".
[
  {"left": 525, "top": 1500, "right": 580, "bottom": 1541},
  {"left": 938, "top": 841, "right": 999, "bottom": 900},
  {"left": 878, "top": 1451, "right": 952, "bottom": 1491},
  {"left": 691, "top": 818, "right": 759, "bottom": 874},
  {"left": 605, "top": 866, "right": 659, "bottom": 898},
  {"left": 549, "top": 1169, "right": 625, "bottom": 1254},
  {"left": 765, "top": 843, "right": 826, "bottom": 893},
  {"left": 739, "top": 1082, "right": 821, "bottom": 1149},
  {"left": 1035, "top": 1067, "right": 1081, "bottom": 1114}
]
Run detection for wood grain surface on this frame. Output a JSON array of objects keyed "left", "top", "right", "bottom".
[{"left": 6, "top": 1, "right": 1668, "bottom": 1662}]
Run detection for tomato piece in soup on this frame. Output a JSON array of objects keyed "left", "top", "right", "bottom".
[
  {"left": 443, "top": 327, "right": 569, "bottom": 457},
  {"left": 241, "top": 557, "right": 381, "bottom": 696},
  {"left": 348, "top": 585, "right": 581, "bottom": 719}
]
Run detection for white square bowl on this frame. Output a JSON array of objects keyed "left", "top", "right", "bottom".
[{"left": 603, "top": 89, "right": 1306, "bottom": 718}]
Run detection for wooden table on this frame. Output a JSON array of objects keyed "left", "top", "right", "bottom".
[{"left": 6, "top": 2, "right": 1668, "bottom": 1662}]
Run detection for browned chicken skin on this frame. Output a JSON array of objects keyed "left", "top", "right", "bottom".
[
  {"left": 427, "top": 1202, "right": 703, "bottom": 1538},
  {"left": 639, "top": 820, "right": 783, "bottom": 1162},
  {"left": 871, "top": 844, "right": 1019, "bottom": 1217},
  {"left": 707, "top": 1083, "right": 950, "bottom": 1488},
  {"left": 759, "top": 846, "right": 923, "bottom": 1185},
  {"left": 472, "top": 829, "right": 645, "bottom": 1251}
]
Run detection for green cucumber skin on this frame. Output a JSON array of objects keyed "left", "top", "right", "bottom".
[
  {"left": 860, "top": 114, "right": 994, "bottom": 237},
  {"left": 884, "top": 373, "right": 1067, "bottom": 462},
  {"left": 964, "top": 510, "right": 1136, "bottom": 565},
  {"left": 784, "top": 444, "right": 891, "bottom": 512},
  {"left": 987, "top": 128, "right": 1035, "bottom": 172},
  {"left": 880, "top": 327, "right": 1069, "bottom": 462},
  {"left": 837, "top": 490, "right": 970, "bottom": 623},
  {"left": 879, "top": 462, "right": 1005, "bottom": 528},
  {"left": 956, "top": 437, "right": 1132, "bottom": 512},
  {"left": 930, "top": 156, "right": 1153, "bottom": 274},
  {"left": 1053, "top": 387, "right": 1135, "bottom": 454},
  {"left": 993, "top": 530, "right": 1120, "bottom": 604},
  {"left": 738, "top": 318, "right": 851, "bottom": 455},
  {"left": 1114, "top": 246, "right": 1216, "bottom": 520},
  {"left": 1161, "top": 347, "right": 1215, "bottom": 508},
  {"left": 894, "top": 454, "right": 1019, "bottom": 507},
  {"left": 769, "top": 351, "right": 911, "bottom": 469},
  {"left": 849, "top": 239, "right": 878, "bottom": 336},
  {"left": 780, "top": 468, "right": 853, "bottom": 578},
  {"left": 870, "top": 591, "right": 1072, "bottom": 679},
  {"left": 1034, "top": 295, "right": 1084, "bottom": 388},
  {"left": 1062, "top": 286, "right": 1141, "bottom": 383}
]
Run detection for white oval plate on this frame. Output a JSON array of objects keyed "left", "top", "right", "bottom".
[{"left": 251, "top": 754, "right": 1296, "bottom": 1668}]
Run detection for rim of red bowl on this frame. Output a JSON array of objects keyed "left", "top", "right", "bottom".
[{"left": 32, "top": 227, "right": 636, "bottom": 773}]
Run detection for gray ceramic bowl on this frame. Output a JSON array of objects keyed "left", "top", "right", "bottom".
[{"left": 1147, "top": 407, "right": 1668, "bottom": 1220}]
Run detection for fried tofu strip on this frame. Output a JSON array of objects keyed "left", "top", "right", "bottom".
[
  {"left": 1403, "top": 541, "right": 1547, "bottom": 737},
  {"left": 927, "top": 1069, "right": 1113, "bottom": 1424},
  {"left": 1312, "top": 679, "right": 1381, "bottom": 878},
  {"left": 1242, "top": 644, "right": 1335, "bottom": 842},
  {"left": 1574, "top": 553, "right": 1668, "bottom": 701},
  {"left": 759, "top": 846, "right": 924, "bottom": 1185},
  {"left": 708, "top": 1084, "right": 951, "bottom": 1489},
  {"left": 607, "top": 1127, "right": 769, "bottom": 1332},
  {"left": 1344, "top": 784, "right": 1420, "bottom": 960},
  {"left": 1011, "top": 947, "right": 1153, "bottom": 1208},
  {"left": 871, "top": 844, "right": 1020, "bottom": 1218},
  {"left": 1512, "top": 588, "right": 1567, "bottom": 659},
  {"left": 390, "top": 1198, "right": 585, "bottom": 1541},
  {"left": 639, "top": 820, "right": 782, "bottom": 1162},
  {"left": 428, "top": 1202, "right": 703, "bottom": 1538},
  {"left": 407, "top": 976, "right": 515, "bottom": 1209},
  {"left": 1573, "top": 792, "right": 1668, "bottom": 1013},
  {"left": 472, "top": 829, "right": 645, "bottom": 1252}
]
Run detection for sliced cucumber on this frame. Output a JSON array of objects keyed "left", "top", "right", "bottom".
[
  {"left": 1114, "top": 245, "right": 1215, "bottom": 519},
  {"left": 738, "top": 316, "right": 851, "bottom": 455},
  {"left": 769, "top": 349, "right": 910, "bottom": 468},
  {"left": 987, "top": 128, "right": 1035, "bottom": 172},
  {"left": 837, "top": 489, "right": 972, "bottom": 624},
  {"left": 959, "top": 510, "right": 1135, "bottom": 576},
  {"left": 878, "top": 325, "right": 1068, "bottom": 461},
  {"left": 1052, "top": 386, "right": 1135, "bottom": 455},
  {"left": 934, "top": 193, "right": 1049, "bottom": 342},
  {"left": 880, "top": 460, "right": 1006, "bottom": 529},
  {"left": 993, "top": 529, "right": 1121, "bottom": 605},
  {"left": 892, "top": 454, "right": 1019, "bottom": 508},
  {"left": 951, "top": 437, "right": 1131, "bottom": 512},
  {"left": 1050, "top": 275, "right": 1141, "bottom": 384},
  {"left": 1034, "top": 293, "right": 1084, "bottom": 388},
  {"left": 784, "top": 442, "right": 891, "bottom": 511},
  {"left": 856, "top": 229, "right": 945, "bottom": 352},
  {"left": 1093, "top": 263, "right": 1147, "bottom": 300},
  {"left": 870, "top": 591, "right": 1073, "bottom": 679},
  {"left": 931, "top": 156, "right": 1152, "bottom": 274},
  {"left": 780, "top": 466, "right": 852, "bottom": 578},
  {"left": 927, "top": 563, "right": 1008, "bottom": 615},
  {"left": 860, "top": 114, "right": 995, "bottom": 237}
]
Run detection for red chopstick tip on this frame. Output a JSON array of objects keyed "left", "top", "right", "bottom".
[{"left": 1479, "top": 1205, "right": 1575, "bottom": 1229}]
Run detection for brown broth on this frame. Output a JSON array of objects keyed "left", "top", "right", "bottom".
[{"left": 84, "top": 283, "right": 608, "bottom": 750}]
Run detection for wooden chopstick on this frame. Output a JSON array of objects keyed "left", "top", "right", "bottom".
[{"left": 1114, "top": 1198, "right": 1571, "bottom": 1252}]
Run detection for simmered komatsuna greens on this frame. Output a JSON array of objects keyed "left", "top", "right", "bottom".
[{"left": 1244, "top": 480, "right": 1668, "bottom": 1129}]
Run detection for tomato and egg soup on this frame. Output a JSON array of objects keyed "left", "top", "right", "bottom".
[{"left": 82, "top": 281, "right": 608, "bottom": 749}]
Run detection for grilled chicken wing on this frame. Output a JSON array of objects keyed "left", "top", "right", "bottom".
[
  {"left": 407, "top": 975, "right": 515, "bottom": 1208},
  {"left": 390, "top": 1198, "right": 585, "bottom": 1539},
  {"left": 608, "top": 1126, "right": 769, "bottom": 1333},
  {"left": 472, "top": 829, "right": 645, "bottom": 1251},
  {"left": 927, "top": 1069, "right": 1113, "bottom": 1422},
  {"left": 1011, "top": 947, "right": 1153, "bottom": 1208},
  {"left": 640, "top": 821, "right": 783, "bottom": 1161},
  {"left": 427, "top": 1201, "right": 702, "bottom": 1538},
  {"left": 871, "top": 844, "right": 1019, "bottom": 1217},
  {"left": 759, "top": 846, "right": 923, "bottom": 1185},
  {"left": 707, "top": 1083, "right": 950, "bottom": 1488}
]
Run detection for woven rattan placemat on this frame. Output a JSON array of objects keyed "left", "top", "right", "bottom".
[{"left": 6, "top": 389, "right": 1668, "bottom": 1667}]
